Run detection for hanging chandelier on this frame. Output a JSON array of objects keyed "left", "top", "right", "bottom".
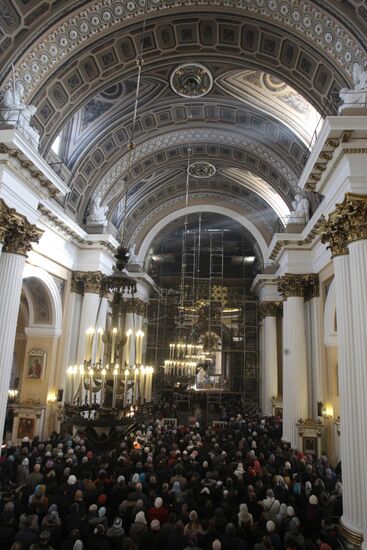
[{"left": 65, "top": 1, "right": 154, "bottom": 411}]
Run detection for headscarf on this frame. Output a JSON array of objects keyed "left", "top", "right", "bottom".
[{"left": 135, "top": 511, "right": 147, "bottom": 525}]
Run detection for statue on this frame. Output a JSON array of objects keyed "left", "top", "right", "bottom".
[
  {"left": 0, "top": 82, "right": 39, "bottom": 146},
  {"left": 287, "top": 191, "right": 310, "bottom": 224},
  {"left": 339, "top": 61, "right": 367, "bottom": 114},
  {"left": 86, "top": 197, "right": 109, "bottom": 224},
  {"left": 128, "top": 243, "right": 136, "bottom": 263}
]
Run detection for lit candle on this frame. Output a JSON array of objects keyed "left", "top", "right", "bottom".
[
  {"left": 96, "top": 327, "right": 104, "bottom": 364},
  {"left": 111, "top": 327, "right": 118, "bottom": 364}
]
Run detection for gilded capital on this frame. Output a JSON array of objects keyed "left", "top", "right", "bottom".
[
  {"left": 277, "top": 274, "right": 310, "bottom": 299},
  {"left": 341, "top": 193, "right": 367, "bottom": 244},
  {"left": 122, "top": 298, "right": 148, "bottom": 316},
  {"left": 2, "top": 209, "right": 43, "bottom": 256},
  {"left": 73, "top": 271, "right": 104, "bottom": 294},
  {"left": 0, "top": 199, "right": 11, "bottom": 243},
  {"left": 258, "top": 301, "right": 279, "bottom": 320},
  {"left": 320, "top": 194, "right": 367, "bottom": 256},
  {"left": 71, "top": 272, "right": 85, "bottom": 295}
]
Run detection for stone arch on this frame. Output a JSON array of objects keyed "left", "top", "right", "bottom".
[
  {"left": 22, "top": 265, "right": 63, "bottom": 336},
  {"left": 135, "top": 204, "right": 269, "bottom": 267}
]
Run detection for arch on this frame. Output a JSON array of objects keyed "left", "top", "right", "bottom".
[
  {"left": 324, "top": 279, "right": 337, "bottom": 347},
  {"left": 136, "top": 204, "right": 269, "bottom": 267},
  {"left": 22, "top": 265, "right": 63, "bottom": 335}
]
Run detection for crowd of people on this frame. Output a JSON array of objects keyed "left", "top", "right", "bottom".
[{"left": 0, "top": 398, "right": 343, "bottom": 550}]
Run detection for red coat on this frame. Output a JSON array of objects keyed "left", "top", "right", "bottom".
[{"left": 147, "top": 505, "right": 169, "bottom": 524}]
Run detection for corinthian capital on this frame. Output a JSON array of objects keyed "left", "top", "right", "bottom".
[
  {"left": 73, "top": 271, "right": 104, "bottom": 294},
  {"left": 2, "top": 208, "right": 43, "bottom": 256},
  {"left": 258, "top": 301, "right": 279, "bottom": 320},
  {"left": 277, "top": 273, "right": 312, "bottom": 299},
  {"left": 122, "top": 298, "right": 148, "bottom": 316},
  {"left": 0, "top": 199, "right": 12, "bottom": 243},
  {"left": 320, "top": 194, "right": 367, "bottom": 256}
]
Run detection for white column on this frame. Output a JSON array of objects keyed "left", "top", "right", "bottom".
[
  {"left": 282, "top": 296, "right": 308, "bottom": 446},
  {"left": 60, "top": 286, "right": 83, "bottom": 396},
  {"left": 347, "top": 240, "right": 367, "bottom": 544},
  {"left": 333, "top": 253, "right": 364, "bottom": 542},
  {"left": 260, "top": 302, "right": 279, "bottom": 416},
  {"left": 309, "top": 293, "right": 323, "bottom": 418},
  {"left": 258, "top": 320, "right": 264, "bottom": 412},
  {"left": 76, "top": 292, "right": 101, "bottom": 364},
  {"left": 0, "top": 252, "right": 26, "bottom": 436},
  {"left": 263, "top": 315, "right": 278, "bottom": 415}
]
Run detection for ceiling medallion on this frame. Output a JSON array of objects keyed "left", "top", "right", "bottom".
[
  {"left": 170, "top": 63, "right": 213, "bottom": 98},
  {"left": 188, "top": 162, "right": 216, "bottom": 178}
]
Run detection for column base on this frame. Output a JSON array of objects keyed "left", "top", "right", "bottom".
[{"left": 340, "top": 518, "right": 364, "bottom": 548}]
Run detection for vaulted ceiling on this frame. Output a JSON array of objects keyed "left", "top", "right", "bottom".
[{"left": 1, "top": 0, "right": 366, "bottom": 266}]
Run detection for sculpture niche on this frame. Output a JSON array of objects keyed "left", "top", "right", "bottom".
[
  {"left": 0, "top": 82, "right": 39, "bottom": 147},
  {"left": 287, "top": 191, "right": 310, "bottom": 225}
]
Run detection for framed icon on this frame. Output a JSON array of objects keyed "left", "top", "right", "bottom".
[{"left": 26, "top": 349, "right": 46, "bottom": 380}]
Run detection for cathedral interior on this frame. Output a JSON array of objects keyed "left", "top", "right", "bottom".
[{"left": 1, "top": 0, "right": 367, "bottom": 546}]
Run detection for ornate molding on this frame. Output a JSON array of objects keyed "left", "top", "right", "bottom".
[
  {"left": 258, "top": 301, "right": 280, "bottom": 320},
  {"left": 1, "top": 203, "right": 43, "bottom": 256},
  {"left": 277, "top": 273, "right": 317, "bottom": 299},
  {"left": 0, "top": 144, "right": 59, "bottom": 198}
]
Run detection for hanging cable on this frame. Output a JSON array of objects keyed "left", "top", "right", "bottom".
[{"left": 120, "top": 1, "right": 148, "bottom": 244}]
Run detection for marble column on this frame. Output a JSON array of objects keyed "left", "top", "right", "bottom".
[
  {"left": 320, "top": 194, "right": 366, "bottom": 547},
  {"left": 258, "top": 320, "right": 264, "bottom": 412},
  {"left": 74, "top": 271, "right": 104, "bottom": 404},
  {"left": 60, "top": 274, "right": 83, "bottom": 400},
  {"left": 0, "top": 211, "right": 42, "bottom": 437},
  {"left": 259, "top": 302, "right": 279, "bottom": 416},
  {"left": 307, "top": 278, "right": 323, "bottom": 419},
  {"left": 278, "top": 274, "right": 309, "bottom": 448}
]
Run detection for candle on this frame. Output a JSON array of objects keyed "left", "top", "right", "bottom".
[
  {"left": 89, "top": 328, "right": 95, "bottom": 362},
  {"left": 112, "top": 365, "right": 118, "bottom": 408},
  {"left": 111, "top": 327, "right": 118, "bottom": 364},
  {"left": 101, "top": 368, "right": 107, "bottom": 406},
  {"left": 126, "top": 329, "right": 132, "bottom": 365},
  {"left": 124, "top": 368, "right": 129, "bottom": 406},
  {"left": 88, "top": 367, "right": 93, "bottom": 407},
  {"left": 96, "top": 327, "right": 103, "bottom": 364},
  {"left": 79, "top": 364, "right": 84, "bottom": 403}
]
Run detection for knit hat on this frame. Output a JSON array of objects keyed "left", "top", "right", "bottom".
[
  {"left": 309, "top": 495, "right": 318, "bottom": 505},
  {"left": 212, "top": 540, "right": 221, "bottom": 550}
]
